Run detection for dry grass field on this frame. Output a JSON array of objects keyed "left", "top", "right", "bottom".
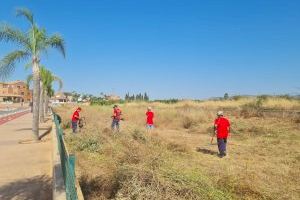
[{"left": 54, "top": 97, "right": 300, "bottom": 200}]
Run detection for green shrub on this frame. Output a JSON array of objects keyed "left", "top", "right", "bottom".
[
  {"left": 67, "top": 135, "right": 101, "bottom": 153},
  {"left": 240, "top": 97, "right": 266, "bottom": 118},
  {"left": 90, "top": 99, "right": 125, "bottom": 106},
  {"left": 62, "top": 121, "right": 70, "bottom": 129},
  {"left": 256, "top": 95, "right": 268, "bottom": 107}
]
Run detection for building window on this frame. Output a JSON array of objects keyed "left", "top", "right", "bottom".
[
  {"left": 21, "top": 92, "right": 24, "bottom": 95},
  {"left": 3, "top": 84, "right": 7, "bottom": 88}
]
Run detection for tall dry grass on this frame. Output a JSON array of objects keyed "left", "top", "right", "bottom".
[{"left": 54, "top": 97, "right": 300, "bottom": 200}]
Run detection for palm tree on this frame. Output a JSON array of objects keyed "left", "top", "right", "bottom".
[
  {"left": 27, "top": 66, "right": 63, "bottom": 123},
  {"left": 42, "top": 68, "right": 63, "bottom": 121},
  {"left": 0, "top": 8, "right": 65, "bottom": 140}
]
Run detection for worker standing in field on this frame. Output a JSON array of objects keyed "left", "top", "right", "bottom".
[
  {"left": 111, "top": 105, "right": 122, "bottom": 132},
  {"left": 146, "top": 107, "right": 154, "bottom": 131},
  {"left": 214, "top": 111, "right": 230, "bottom": 158},
  {"left": 71, "top": 107, "right": 82, "bottom": 133}
]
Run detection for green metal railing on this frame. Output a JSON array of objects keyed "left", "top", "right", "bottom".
[{"left": 53, "top": 113, "right": 78, "bottom": 200}]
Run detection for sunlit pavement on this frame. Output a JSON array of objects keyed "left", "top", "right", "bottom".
[{"left": 0, "top": 113, "right": 52, "bottom": 200}]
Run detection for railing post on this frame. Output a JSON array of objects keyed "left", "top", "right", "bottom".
[
  {"left": 52, "top": 111, "right": 81, "bottom": 200},
  {"left": 67, "top": 154, "right": 77, "bottom": 200},
  {"left": 69, "top": 155, "right": 75, "bottom": 173}
]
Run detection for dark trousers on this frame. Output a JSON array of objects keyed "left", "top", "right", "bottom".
[
  {"left": 217, "top": 138, "right": 227, "bottom": 155},
  {"left": 72, "top": 121, "right": 78, "bottom": 133},
  {"left": 111, "top": 119, "right": 120, "bottom": 131}
]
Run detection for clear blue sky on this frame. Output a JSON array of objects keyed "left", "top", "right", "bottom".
[{"left": 1, "top": 0, "right": 300, "bottom": 99}]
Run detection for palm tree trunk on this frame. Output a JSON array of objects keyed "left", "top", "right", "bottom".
[
  {"left": 32, "top": 60, "right": 40, "bottom": 140},
  {"left": 39, "top": 81, "right": 45, "bottom": 123},
  {"left": 44, "top": 93, "right": 49, "bottom": 116}
]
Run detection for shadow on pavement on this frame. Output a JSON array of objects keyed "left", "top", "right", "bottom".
[
  {"left": 39, "top": 127, "right": 52, "bottom": 140},
  {"left": 15, "top": 127, "right": 52, "bottom": 141},
  {"left": 0, "top": 175, "right": 52, "bottom": 200},
  {"left": 15, "top": 128, "right": 50, "bottom": 132}
]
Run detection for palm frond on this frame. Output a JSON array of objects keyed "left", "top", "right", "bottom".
[
  {"left": 47, "top": 86, "right": 55, "bottom": 97},
  {"left": 24, "top": 62, "right": 32, "bottom": 70},
  {"left": 39, "top": 65, "right": 63, "bottom": 94},
  {"left": 26, "top": 74, "right": 33, "bottom": 86},
  {"left": 0, "top": 50, "right": 30, "bottom": 79},
  {"left": 45, "top": 34, "right": 66, "bottom": 58},
  {"left": 40, "top": 65, "right": 48, "bottom": 75},
  {"left": 16, "top": 8, "right": 34, "bottom": 25},
  {"left": 39, "top": 66, "right": 50, "bottom": 88},
  {"left": 40, "top": 66, "right": 53, "bottom": 90},
  {"left": 30, "top": 26, "right": 46, "bottom": 56},
  {"left": 0, "top": 23, "right": 30, "bottom": 49},
  {"left": 53, "top": 75, "right": 63, "bottom": 90}
]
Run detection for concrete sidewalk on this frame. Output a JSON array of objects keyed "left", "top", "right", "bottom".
[{"left": 0, "top": 113, "right": 52, "bottom": 200}]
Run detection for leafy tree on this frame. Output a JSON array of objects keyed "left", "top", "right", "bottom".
[
  {"left": 144, "top": 92, "right": 149, "bottom": 101},
  {"left": 137, "top": 93, "right": 144, "bottom": 101},
  {"left": 0, "top": 8, "right": 65, "bottom": 140},
  {"left": 82, "top": 94, "right": 88, "bottom": 101},
  {"left": 224, "top": 93, "right": 229, "bottom": 100},
  {"left": 71, "top": 91, "right": 81, "bottom": 102},
  {"left": 125, "top": 92, "right": 130, "bottom": 101},
  {"left": 125, "top": 92, "right": 149, "bottom": 102}
]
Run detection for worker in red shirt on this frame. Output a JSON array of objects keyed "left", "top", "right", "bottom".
[
  {"left": 111, "top": 105, "right": 122, "bottom": 132},
  {"left": 146, "top": 107, "right": 154, "bottom": 130},
  {"left": 71, "top": 107, "right": 82, "bottom": 133},
  {"left": 214, "top": 111, "right": 230, "bottom": 157}
]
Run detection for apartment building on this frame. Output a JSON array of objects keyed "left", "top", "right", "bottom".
[{"left": 0, "top": 80, "right": 32, "bottom": 102}]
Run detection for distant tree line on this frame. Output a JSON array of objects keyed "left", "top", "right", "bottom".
[
  {"left": 223, "top": 93, "right": 300, "bottom": 101},
  {"left": 153, "top": 99, "right": 179, "bottom": 104},
  {"left": 125, "top": 92, "right": 149, "bottom": 102},
  {"left": 65, "top": 91, "right": 300, "bottom": 106}
]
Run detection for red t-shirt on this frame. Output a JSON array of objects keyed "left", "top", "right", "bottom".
[
  {"left": 146, "top": 111, "right": 154, "bottom": 125},
  {"left": 72, "top": 110, "right": 80, "bottom": 122},
  {"left": 214, "top": 117, "right": 230, "bottom": 138},
  {"left": 113, "top": 108, "right": 122, "bottom": 120}
]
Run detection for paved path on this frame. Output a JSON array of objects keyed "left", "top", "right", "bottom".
[
  {"left": 0, "top": 110, "right": 30, "bottom": 125},
  {"left": 0, "top": 113, "right": 52, "bottom": 200}
]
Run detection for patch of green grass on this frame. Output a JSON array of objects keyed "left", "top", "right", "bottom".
[{"left": 65, "top": 134, "right": 102, "bottom": 153}]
